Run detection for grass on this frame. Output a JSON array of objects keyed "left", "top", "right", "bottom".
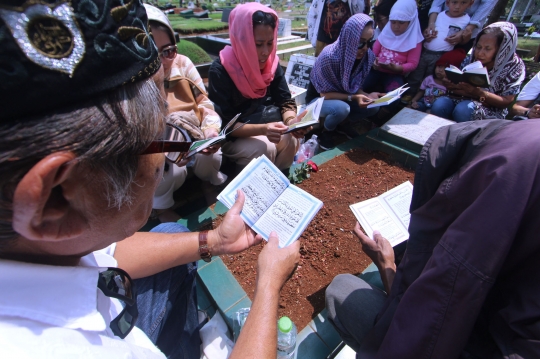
[
  {"left": 168, "top": 13, "right": 229, "bottom": 34},
  {"left": 517, "top": 37, "right": 540, "bottom": 53},
  {"left": 177, "top": 40, "right": 212, "bottom": 64},
  {"left": 277, "top": 40, "right": 310, "bottom": 50}
]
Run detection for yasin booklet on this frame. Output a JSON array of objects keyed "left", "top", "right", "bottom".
[
  {"left": 349, "top": 181, "right": 413, "bottom": 247},
  {"left": 367, "top": 84, "right": 409, "bottom": 108},
  {"left": 217, "top": 155, "right": 323, "bottom": 248}
]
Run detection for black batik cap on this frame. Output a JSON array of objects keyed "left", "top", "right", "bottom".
[{"left": 0, "top": 0, "right": 161, "bottom": 121}]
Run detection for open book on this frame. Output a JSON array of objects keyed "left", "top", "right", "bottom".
[
  {"left": 187, "top": 113, "right": 241, "bottom": 157},
  {"left": 217, "top": 155, "right": 323, "bottom": 248},
  {"left": 284, "top": 97, "right": 324, "bottom": 133},
  {"left": 367, "top": 84, "right": 409, "bottom": 108},
  {"left": 349, "top": 181, "right": 413, "bottom": 247},
  {"left": 445, "top": 61, "right": 490, "bottom": 87}
]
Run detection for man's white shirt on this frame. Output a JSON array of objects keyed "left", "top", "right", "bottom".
[{"left": 0, "top": 245, "right": 166, "bottom": 358}]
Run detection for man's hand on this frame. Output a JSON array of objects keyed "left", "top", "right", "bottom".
[
  {"left": 353, "top": 223, "right": 396, "bottom": 293},
  {"left": 411, "top": 101, "right": 419, "bottom": 109},
  {"left": 444, "top": 31, "right": 463, "bottom": 46},
  {"left": 201, "top": 128, "right": 221, "bottom": 155},
  {"left": 211, "top": 190, "right": 263, "bottom": 255},
  {"left": 256, "top": 232, "right": 300, "bottom": 292},
  {"left": 265, "top": 122, "right": 288, "bottom": 144},
  {"left": 461, "top": 24, "right": 474, "bottom": 44},
  {"left": 354, "top": 223, "right": 395, "bottom": 270},
  {"left": 355, "top": 94, "right": 374, "bottom": 108}
]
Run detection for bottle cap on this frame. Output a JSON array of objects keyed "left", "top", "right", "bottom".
[{"left": 278, "top": 316, "right": 293, "bottom": 333}]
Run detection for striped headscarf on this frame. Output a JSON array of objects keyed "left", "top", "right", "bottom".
[
  {"left": 310, "top": 14, "right": 375, "bottom": 95},
  {"left": 469, "top": 21, "right": 525, "bottom": 120},
  {"left": 471, "top": 22, "right": 524, "bottom": 96}
]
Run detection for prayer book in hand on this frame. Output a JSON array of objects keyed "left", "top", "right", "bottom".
[
  {"left": 350, "top": 181, "right": 413, "bottom": 247},
  {"left": 366, "top": 84, "right": 410, "bottom": 108},
  {"left": 445, "top": 61, "right": 490, "bottom": 87},
  {"left": 284, "top": 97, "right": 324, "bottom": 133},
  {"left": 217, "top": 155, "right": 323, "bottom": 248},
  {"left": 187, "top": 113, "right": 241, "bottom": 157}
]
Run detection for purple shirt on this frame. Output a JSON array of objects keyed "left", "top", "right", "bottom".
[
  {"left": 358, "top": 120, "right": 540, "bottom": 358},
  {"left": 420, "top": 75, "right": 447, "bottom": 105}
]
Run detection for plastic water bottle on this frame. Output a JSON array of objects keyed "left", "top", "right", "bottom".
[
  {"left": 277, "top": 316, "right": 297, "bottom": 358},
  {"left": 303, "top": 134, "right": 318, "bottom": 159},
  {"left": 292, "top": 138, "right": 306, "bottom": 165}
]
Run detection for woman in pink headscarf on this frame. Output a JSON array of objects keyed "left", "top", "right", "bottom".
[{"left": 208, "top": 3, "right": 306, "bottom": 170}]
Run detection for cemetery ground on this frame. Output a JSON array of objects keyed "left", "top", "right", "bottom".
[{"left": 217, "top": 148, "right": 415, "bottom": 330}]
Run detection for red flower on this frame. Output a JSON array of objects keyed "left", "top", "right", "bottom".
[{"left": 307, "top": 160, "right": 318, "bottom": 172}]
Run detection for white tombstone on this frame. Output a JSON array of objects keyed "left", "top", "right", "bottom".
[
  {"left": 382, "top": 108, "right": 455, "bottom": 146},
  {"left": 278, "top": 18, "right": 292, "bottom": 37},
  {"left": 284, "top": 54, "right": 317, "bottom": 108}
]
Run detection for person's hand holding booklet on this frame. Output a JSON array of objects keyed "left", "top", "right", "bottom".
[
  {"left": 284, "top": 97, "right": 325, "bottom": 134},
  {"left": 350, "top": 181, "right": 413, "bottom": 247},
  {"left": 445, "top": 61, "right": 490, "bottom": 87},
  {"left": 217, "top": 155, "right": 323, "bottom": 248},
  {"left": 187, "top": 113, "right": 242, "bottom": 158},
  {"left": 366, "top": 84, "right": 409, "bottom": 108}
]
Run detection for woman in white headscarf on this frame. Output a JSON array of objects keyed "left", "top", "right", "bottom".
[{"left": 363, "top": 0, "right": 424, "bottom": 93}]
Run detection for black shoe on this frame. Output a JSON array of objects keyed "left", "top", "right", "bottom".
[
  {"left": 319, "top": 131, "right": 335, "bottom": 150},
  {"left": 335, "top": 123, "right": 360, "bottom": 139}
]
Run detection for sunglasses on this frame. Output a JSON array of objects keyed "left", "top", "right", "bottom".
[
  {"left": 141, "top": 123, "right": 193, "bottom": 164},
  {"left": 358, "top": 41, "right": 369, "bottom": 50},
  {"left": 97, "top": 268, "right": 138, "bottom": 339},
  {"left": 159, "top": 45, "right": 177, "bottom": 59},
  {"left": 252, "top": 10, "right": 275, "bottom": 25}
]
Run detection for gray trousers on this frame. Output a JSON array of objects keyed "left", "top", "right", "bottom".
[{"left": 325, "top": 274, "right": 387, "bottom": 353}]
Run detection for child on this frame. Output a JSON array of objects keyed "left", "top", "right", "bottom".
[
  {"left": 363, "top": 0, "right": 424, "bottom": 93},
  {"left": 406, "top": 0, "right": 472, "bottom": 94},
  {"left": 410, "top": 49, "right": 466, "bottom": 112}
]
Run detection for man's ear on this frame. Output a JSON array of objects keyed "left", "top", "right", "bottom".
[{"left": 12, "top": 152, "right": 86, "bottom": 242}]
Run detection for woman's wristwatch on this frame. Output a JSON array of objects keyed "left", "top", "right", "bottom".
[{"left": 347, "top": 95, "right": 352, "bottom": 102}]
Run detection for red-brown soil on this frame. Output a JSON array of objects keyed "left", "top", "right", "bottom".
[{"left": 218, "top": 148, "right": 415, "bottom": 330}]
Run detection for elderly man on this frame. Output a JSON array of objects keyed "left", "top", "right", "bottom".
[
  {"left": 326, "top": 119, "right": 540, "bottom": 358},
  {"left": 0, "top": 1, "right": 299, "bottom": 358}
]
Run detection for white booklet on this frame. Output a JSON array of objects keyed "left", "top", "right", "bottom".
[
  {"left": 284, "top": 97, "right": 324, "bottom": 133},
  {"left": 367, "top": 84, "right": 409, "bottom": 108},
  {"left": 349, "top": 181, "right": 413, "bottom": 247},
  {"left": 217, "top": 155, "right": 323, "bottom": 248},
  {"left": 187, "top": 113, "right": 242, "bottom": 157}
]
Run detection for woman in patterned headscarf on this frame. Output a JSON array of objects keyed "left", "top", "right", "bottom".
[
  {"left": 305, "top": 14, "right": 382, "bottom": 150},
  {"left": 431, "top": 22, "right": 525, "bottom": 122}
]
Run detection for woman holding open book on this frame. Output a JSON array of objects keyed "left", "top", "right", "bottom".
[
  {"left": 306, "top": 14, "right": 382, "bottom": 150},
  {"left": 145, "top": 4, "right": 227, "bottom": 222},
  {"left": 430, "top": 22, "right": 525, "bottom": 122},
  {"left": 208, "top": 3, "right": 307, "bottom": 170}
]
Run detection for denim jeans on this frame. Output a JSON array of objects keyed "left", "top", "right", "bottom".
[
  {"left": 413, "top": 98, "right": 429, "bottom": 112},
  {"left": 134, "top": 222, "right": 200, "bottom": 359},
  {"left": 319, "top": 99, "right": 379, "bottom": 131},
  {"left": 430, "top": 96, "right": 475, "bottom": 122}
]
